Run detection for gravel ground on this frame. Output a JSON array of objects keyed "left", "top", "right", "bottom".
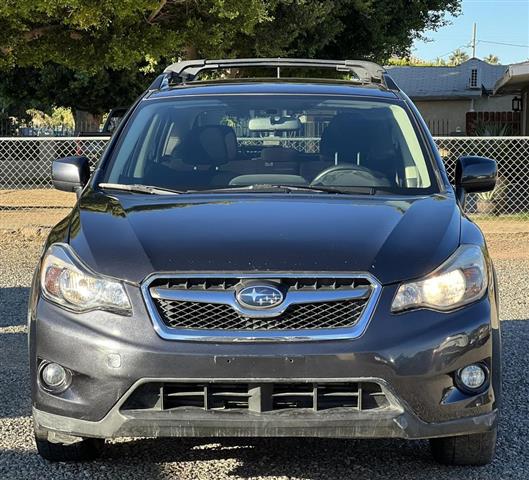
[{"left": 0, "top": 235, "right": 528, "bottom": 479}]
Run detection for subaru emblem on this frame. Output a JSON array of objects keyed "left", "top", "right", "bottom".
[{"left": 236, "top": 285, "right": 284, "bottom": 309}]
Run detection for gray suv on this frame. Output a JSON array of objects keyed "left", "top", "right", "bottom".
[{"left": 29, "top": 59, "right": 500, "bottom": 465}]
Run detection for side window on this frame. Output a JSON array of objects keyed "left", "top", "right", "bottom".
[
  {"left": 161, "top": 122, "right": 181, "bottom": 157},
  {"left": 389, "top": 105, "right": 431, "bottom": 188},
  {"left": 107, "top": 111, "right": 161, "bottom": 182},
  {"left": 132, "top": 114, "right": 162, "bottom": 178}
]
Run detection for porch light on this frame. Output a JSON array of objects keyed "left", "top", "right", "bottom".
[{"left": 512, "top": 96, "right": 523, "bottom": 112}]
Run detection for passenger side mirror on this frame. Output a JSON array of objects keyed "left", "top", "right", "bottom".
[
  {"left": 52, "top": 156, "right": 90, "bottom": 196},
  {"left": 455, "top": 156, "right": 497, "bottom": 206}
]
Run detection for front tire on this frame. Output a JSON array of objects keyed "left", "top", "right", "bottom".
[
  {"left": 35, "top": 433, "right": 104, "bottom": 462},
  {"left": 429, "top": 427, "right": 497, "bottom": 466}
]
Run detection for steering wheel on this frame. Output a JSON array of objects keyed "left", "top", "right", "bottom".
[{"left": 311, "top": 164, "right": 388, "bottom": 186}]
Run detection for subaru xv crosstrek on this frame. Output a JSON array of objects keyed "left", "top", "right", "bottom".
[{"left": 29, "top": 59, "right": 501, "bottom": 465}]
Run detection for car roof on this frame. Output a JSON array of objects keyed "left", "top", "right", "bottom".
[{"left": 146, "top": 81, "right": 400, "bottom": 100}]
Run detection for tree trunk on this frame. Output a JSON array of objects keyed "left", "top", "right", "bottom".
[
  {"left": 183, "top": 45, "right": 198, "bottom": 60},
  {"left": 74, "top": 110, "right": 103, "bottom": 134}
]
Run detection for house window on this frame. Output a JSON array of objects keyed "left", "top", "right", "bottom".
[{"left": 470, "top": 68, "right": 479, "bottom": 88}]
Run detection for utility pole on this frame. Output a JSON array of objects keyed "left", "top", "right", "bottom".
[{"left": 471, "top": 22, "right": 477, "bottom": 58}]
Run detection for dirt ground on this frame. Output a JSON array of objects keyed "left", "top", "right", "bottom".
[
  {"left": 0, "top": 189, "right": 75, "bottom": 230},
  {"left": 477, "top": 221, "right": 529, "bottom": 260},
  {"left": 0, "top": 189, "right": 75, "bottom": 208},
  {"left": 0, "top": 189, "right": 528, "bottom": 260}
]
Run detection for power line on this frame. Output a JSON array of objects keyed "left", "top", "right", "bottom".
[
  {"left": 478, "top": 39, "right": 529, "bottom": 48},
  {"left": 433, "top": 38, "right": 528, "bottom": 61},
  {"left": 436, "top": 43, "right": 471, "bottom": 58}
]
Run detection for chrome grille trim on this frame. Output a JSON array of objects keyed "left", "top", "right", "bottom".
[
  {"left": 151, "top": 285, "right": 371, "bottom": 318},
  {"left": 141, "top": 272, "right": 382, "bottom": 342}
]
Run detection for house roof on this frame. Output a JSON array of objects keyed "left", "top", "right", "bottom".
[
  {"left": 494, "top": 61, "right": 529, "bottom": 94},
  {"left": 386, "top": 58, "right": 508, "bottom": 100}
]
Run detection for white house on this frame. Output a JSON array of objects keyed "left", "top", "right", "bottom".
[{"left": 387, "top": 58, "right": 517, "bottom": 135}]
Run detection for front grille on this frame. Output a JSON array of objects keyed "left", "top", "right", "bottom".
[
  {"left": 154, "top": 298, "right": 367, "bottom": 330},
  {"left": 147, "top": 275, "right": 374, "bottom": 332},
  {"left": 121, "top": 381, "right": 389, "bottom": 413}
]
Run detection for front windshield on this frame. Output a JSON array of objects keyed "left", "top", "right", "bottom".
[{"left": 102, "top": 94, "right": 436, "bottom": 194}]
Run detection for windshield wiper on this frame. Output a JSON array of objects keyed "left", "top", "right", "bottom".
[
  {"left": 277, "top": 184, "right": 377, "bottom": 195},
  {"left": 185, "top": 184, "right": 377, "bottom": 195},
  {"left": 99, "top": 183, "right": 380, "bottom": 196},
  {"left": 98, "top": 183, "right": 183, "bottom": 195},
  {"left": 185, "top": 185, "right": 293, "bottom": 194}
]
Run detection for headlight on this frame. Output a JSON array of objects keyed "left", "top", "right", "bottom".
[
  {"left": 392, "top": 245, "right": 488, "bottom": 313},
  {"left": 40, "top": 243, "right": 131, "bottom": 314}
]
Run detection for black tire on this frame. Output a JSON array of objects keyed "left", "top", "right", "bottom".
[
  {"left": 429, "top": 428, "right": 497, "bottom": 466},
  {"left": 35, "top": 434, "right": 104, "bottom": 462}
]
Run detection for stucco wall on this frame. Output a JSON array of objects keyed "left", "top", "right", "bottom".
[
  {"left": 414, "top": 100, "right": 470, "bottom": 135},
  {"left": 473, "top": 95, "right": 514, "bottom": 111},
  {"left": 414, "top": 95, "right": 515, "bottom": 135}
]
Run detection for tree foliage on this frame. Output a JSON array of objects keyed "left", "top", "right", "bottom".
[
  {"left": 0, "top": 0, "right": 270, "bottom": 72},
  {"left": 448, "top": 48, "right": 469, "bottom": 66},
  {"left": 483, "top": 54, "right": 500, "bottom": 65},
  {"left": 0, "top": 64, "right": 152, "bottom": 114},
  {"left": 388, "top": 56, "right": 447, "bottom": 67},
  {"left": 0, "top": 0, "right": 462, "bottom": 118},
  {"left": 1, "top": 0, "right": 462, "bottom": 70}
]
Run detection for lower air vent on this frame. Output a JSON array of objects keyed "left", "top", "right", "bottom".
[{"left": 121, "top": 381, "right": 389, "bottom": 413}]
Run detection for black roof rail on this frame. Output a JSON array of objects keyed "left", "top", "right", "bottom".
[
  {"left": 147, "top": 58, "right": 399, "bottom": 90},
  {"left": 382, "top": 73, "right": 400, "bottom": 91}
]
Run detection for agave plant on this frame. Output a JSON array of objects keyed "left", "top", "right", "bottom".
[{"left": 474, "top": 122, "right": 511, "bottom": 137}]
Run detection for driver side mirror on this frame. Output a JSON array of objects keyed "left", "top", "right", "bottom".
[
  {"left": 52, "top": 156, "right": 90, "bottom": 197},
  {"left": 455, "top": 156, "right": 497, "bottom": 206}
]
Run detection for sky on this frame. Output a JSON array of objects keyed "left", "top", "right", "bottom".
[{"left": 412, "top": 0, "right": 529, "bottom": 65}]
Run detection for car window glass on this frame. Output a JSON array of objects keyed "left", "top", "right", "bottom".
[{"left": 104, "top": 95, "right": 436, "bottom": 195}]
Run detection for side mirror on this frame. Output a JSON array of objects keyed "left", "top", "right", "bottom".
[
  {"left": 455, "top": 156, "right": 497, "bottom": 206},
  {"left": 52, "top": 156, "right": 90, "bottom": 196}
]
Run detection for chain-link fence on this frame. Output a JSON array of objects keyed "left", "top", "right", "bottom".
[
  {"left": 1, "top": 136, "right": 528, "bottom": 230},
  {"left": 239, "top": 137, "right": 321, "bottom": 153},
  {"left": 436, "top": 137, "right": 529, "bottom": 219},
  {"left": 0, "top": 137, "right": 109, "bottom": 230}
]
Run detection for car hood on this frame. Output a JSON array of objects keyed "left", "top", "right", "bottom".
[{"left": 69, "top": 191, "right": 461, "bottom": 285}]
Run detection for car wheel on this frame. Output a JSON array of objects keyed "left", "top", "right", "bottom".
[
  {"left": 429, "top": 427, "right": 497, "bottom": 466},
  {"left": 35, "top": 431, "right": 104, "bottom": 462}
]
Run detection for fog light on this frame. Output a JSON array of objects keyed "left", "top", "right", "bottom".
[
  {"left": 459, "top": 364, "right": 486, "bottom": 390},
  {"left": 40, "top": 362, "right": 70, "bottom": 391}
]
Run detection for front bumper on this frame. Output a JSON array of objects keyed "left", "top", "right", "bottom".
[
  {"left": 29, "top": 281, "right": 501, "bottom": 440},
  {"left": 33, "top": 392, "right": 498, "bottom": 441}
]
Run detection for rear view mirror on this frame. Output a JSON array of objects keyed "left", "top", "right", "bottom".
[
  {"left": 52, "top": 156, "right": 90, "bottom": 196},
  {"left": 248, "top": 116, "right": 301, "bottom": 132},
  {"left": 455, "top": 156, "right": 497, "bottom": 205}
]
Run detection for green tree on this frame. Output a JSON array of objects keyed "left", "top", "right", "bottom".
[
  {"left": 387, "top": 56, "right": 448, "bottom": 67},
  {"left": 0, "top": 1, "right": 270, "bottom": 72},
  {"left": 448, "top": 48, "right": 469, "bottom": 66},
  {"left": 0, "top": 63, "right": 156, "bottom": 131},
  {"left": 483, "top": 54, "right": 500, "bottom": 65},
  {"left": 0, "top": 0, "right": 462, "bottom": 129}
]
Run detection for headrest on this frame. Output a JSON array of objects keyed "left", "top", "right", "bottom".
[
  {"left": 320, "top": 111, "right": 392, "bottom": 160},
  {"left": 260, "top": 147, "right": 298, "bottom": 163},
  {"left": 181, "top": 125, "right": 237, "bottom": 166},
  {"left": 320, "top": 114, "right": 364, "bottom": 159}
]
